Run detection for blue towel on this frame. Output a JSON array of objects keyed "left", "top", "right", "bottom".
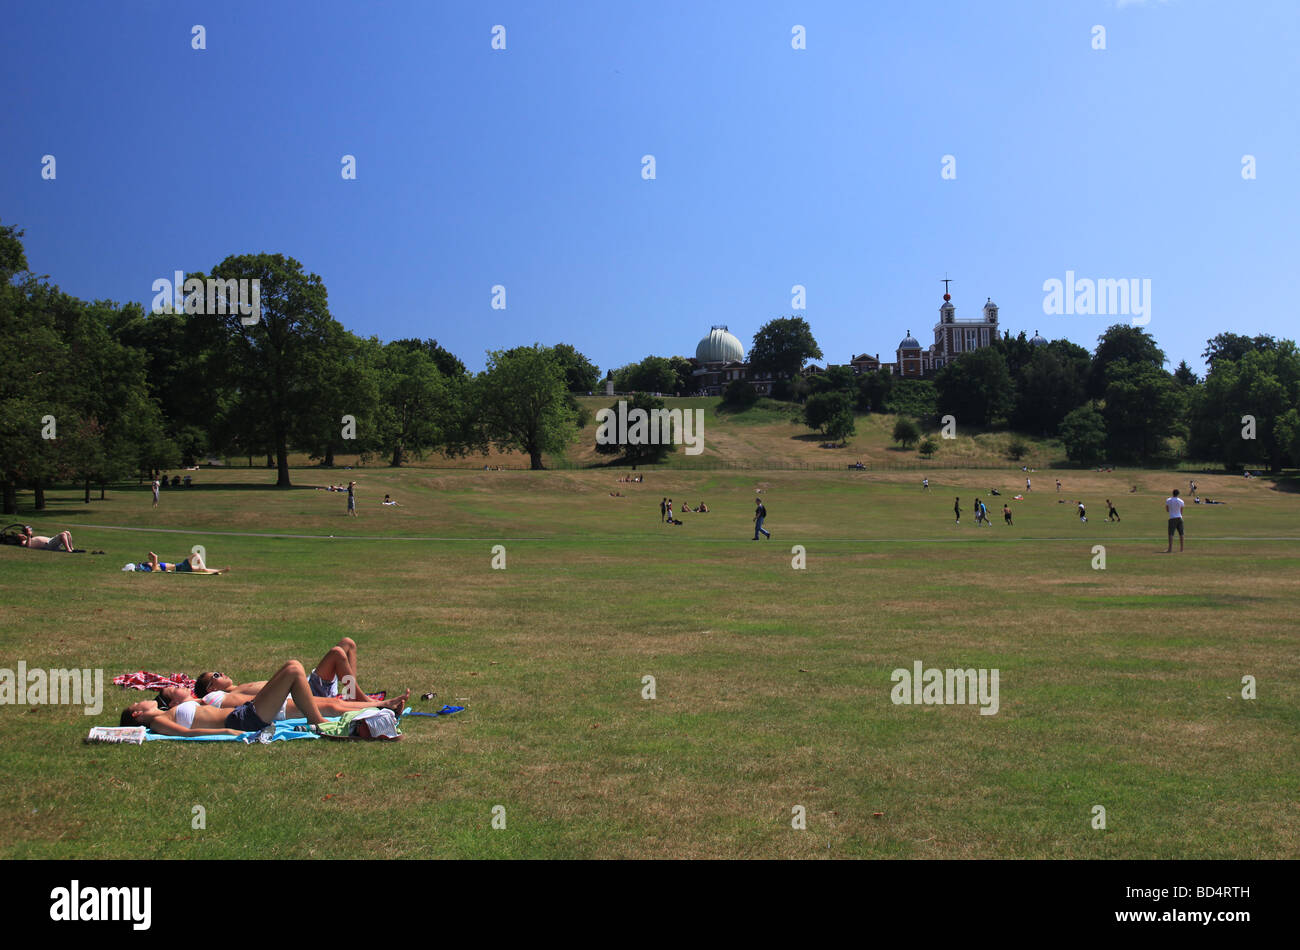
[{"left": 145, "top": 707, "right": 415, "bottom": 742}]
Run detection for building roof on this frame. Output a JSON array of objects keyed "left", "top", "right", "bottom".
[{"left": 696, "top": 325, "right": 744, "bottom": 363}]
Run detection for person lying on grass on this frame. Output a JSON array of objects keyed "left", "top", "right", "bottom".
[
  {"left": 155, "top": 683, "right": 408, "bottom": 720},
  {"left": 193, "top": 637, "right": 376, "bottom": 704},
  {"left": 19, "top": 526, "right": 75, "bottom": 551},
  {"left": 120, "top": 660, "right": 326, "bottom": 736},
  {"left": 126, "top": 551, "right": 228, "bottom": 574}
]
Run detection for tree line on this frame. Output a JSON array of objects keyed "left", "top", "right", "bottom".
[
  {"left": 1, "top": 223, "right": 602, "bottom": 513},
  {"left": 4, "top": 219, "right": 1296, "bottom": 515}
]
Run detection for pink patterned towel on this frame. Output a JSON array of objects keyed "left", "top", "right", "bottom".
[{"left": 114, "top": 671, "right": 197, "bottom": 691}]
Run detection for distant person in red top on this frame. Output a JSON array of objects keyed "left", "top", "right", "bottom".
[{"left": 1164, "top": 489, "right": 1186, "bottom": 552}]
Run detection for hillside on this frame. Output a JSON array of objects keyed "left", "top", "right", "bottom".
[{"left": 275, "top": 396, "right": 1067, "bottom": 471}]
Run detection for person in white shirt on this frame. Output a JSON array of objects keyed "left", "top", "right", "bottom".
[{"left": 1164, "top": 489, "right": 1186, "bottom": 553}]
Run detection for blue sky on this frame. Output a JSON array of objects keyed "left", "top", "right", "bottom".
[{"left": 3, "top": 0, "right": 1297, "bottom": 376}]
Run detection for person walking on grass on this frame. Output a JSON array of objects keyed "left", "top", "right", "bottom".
[
  {"left": 1106, "top": 499, "right": 1120, "bottom": 522},
  {"left": 1077, "top": 500, "right": 1087, "bottom": 523},
  {"left": 1164, "top": 489, "right": 1186, "bottom": 553},
  {"left": 346, "top": 480, "right": 357, "bottom": 517},
  {"left": 953, "top": 496, "right": 961, "bottom": 525},
  {"left": 922, "top": 478, "right": 929, "bottom": 491},
  {"left": 1003, "top": 504, "right": 1013, "bottom": 526},
  {"left": 753, "top": 498, "right": 770, "bottom": 540},
  {"left": 152, "top": 478, "right": 160, "bottom": 509},
  {"left": 660, "top": 497, "right": 667, "bottom": 522}
]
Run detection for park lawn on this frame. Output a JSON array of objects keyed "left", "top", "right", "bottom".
[{"left": 0, "top": 464, "right": 1296, "bottom": 858}]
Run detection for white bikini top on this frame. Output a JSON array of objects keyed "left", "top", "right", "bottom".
[{"left": 174, "top": 700, "right": 199, "bottom": 729}]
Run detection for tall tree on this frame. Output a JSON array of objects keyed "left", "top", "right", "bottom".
[
  {"left": 1089, "top": 325, "right": 1165, "bottom": 398},
  {"left": 198, "top": 253, "right": 338, "bottom": 487},
  {"left": 548, "top": 343, "right": 601, "bottom": 393},
  {"left": 477, "top": 345, "right": 579, "bottom": 469},
  {"left": 749, "top": 316, "right": 823, "bottom": 380},
  {"left": 593, "top": 391, "right": 673, "bottom": 466},
  {"left": 934, "top": 347, "right": 1014, "bottom": 427},
  {"left": 1099, "top": 361, "right": 1180, "bottom": 462}
]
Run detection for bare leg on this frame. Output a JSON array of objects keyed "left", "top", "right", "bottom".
[
  {"left": 313, "top": 638, "right": 364, "bottom": 698},
  {"left": 294, "top": 688, "right": 408, "bottom": 718},
  {"left": 250, "top": 661, "right": 323, "bottom": 724}
]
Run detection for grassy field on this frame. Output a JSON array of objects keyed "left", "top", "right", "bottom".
[{"left": 1, "top": 453, "right": 1297, "bottom": 858}]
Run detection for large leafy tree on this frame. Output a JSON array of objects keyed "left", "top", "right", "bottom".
[
  {"left": 991, "top": 330, "right": 1036, "bottom": 381},
  {"left": 1058, "top": 404, "right": 1107, "bottom": 464},
  {"left": 750, "top": 316, "right": 822, "bottom": 380},
  {"left": 1187, "top": 341, "right": 1300, "bottom": 471},
  {"left": 934, "top": 347, "right": 1014, "bottom": 427},
  {"left": 855, "top": 368, "right": 893, "bottom": 412},
  {"left": 548, "top": 343, "right": 600, "bottom": 393},
  {"left": 612, "top": 355, "right": 677, "bottom": 394},
  {"left": 1099, "top": 361, "right": 1180, "bottom": 463},
  {"left": 1089, "top": 325, "right": 1165, "bottom": 398},
  {"left": 1011, "top": 342, "right": 1089, "bottom": 435},
  {"left": 593, "top": 391, "right": 673, "bottom": 466},
  {"left": 198, "top": 253, "right": 339, "bottom": 487},
  {"left": 1202, "top": 333, "right": 1277, "bottom": 375},
  {"left": 477, "top": 344, "right": 579, "bottom": 469},
  {"left": 375, "top": 340, "right": 450, "bottom": 467},
  {"left": 804, "top": 390, "right": 853, "bottom": 434}
]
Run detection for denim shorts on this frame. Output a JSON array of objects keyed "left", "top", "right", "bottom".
[{"left": 224, "top": 702, "right": 272, "bottom": 732}]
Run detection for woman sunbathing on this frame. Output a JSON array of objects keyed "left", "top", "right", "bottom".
[
  {"left": 128, "top": 551, "right": 227, "bottom": 574},
  {"left": 121, "top": 660, "right": 326, "bottom": 736},
  {"left": 194, "top": 637, "right": 374, "bottom": 703},
  {"left": 157, "top": 683, "right": 407, "bottom": 720}
]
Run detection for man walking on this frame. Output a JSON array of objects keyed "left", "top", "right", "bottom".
[
  {"left": 922, "top": 478, "right": 929, "bottom": 491},
  {"left": 1026, "top": 476, "right": 1032, "bottom": 492},
  {"left": 660, "top": 497, "right": 667, "bottom": 522},
  {"left": 1002, "top": 504, "right": 1013, "bottom": 526},
  {"left": 1077, "top": 500, "right": 1087, "bottom": 523},
  {"left": 1106, "top": 499, "right": 1120, "bottom": 522},
  {"left": 347, "top": 480, "right": 357, "bottom": 517},
  {"left": 1164, "top": 488, "right": 1186, "bottom": 553},
  {"left": 753, "top": 498, "right": 770, "bottom": 540},
  {"left": 954, "top": 496, "right": 961, "bottom": 525},
  {"left": 152, "top": 478, "right": 160, "bottom": 509}
]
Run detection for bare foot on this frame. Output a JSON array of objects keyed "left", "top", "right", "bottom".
[{"left": 382, "top": 688, "right": 410, "bottom": 715}]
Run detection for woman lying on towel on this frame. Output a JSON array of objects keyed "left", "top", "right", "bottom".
[
  {"left": 193, "top": 637, "right": 376, "bottom": 705},
  {"left": 121, "top": 660, "right": 326, "bottom": 736},
  {"left": 125, "top": 551, "right": 227, "bottom": 574}
]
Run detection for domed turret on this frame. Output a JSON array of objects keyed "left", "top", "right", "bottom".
[
  {"left": 899, "top": 330, "right": 921, "bottom": 349},
  {"left": 696, "top": 325, "right": 744, "bottom": 363},
  {"left": 1030, "top": 330, "right": 1048, "bottom": 346}
]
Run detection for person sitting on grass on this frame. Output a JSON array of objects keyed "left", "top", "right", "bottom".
[
  {"left": 120, "top": 660, "right": 327, "bottom": 736},
  {"left": 698, "top": 502, "right": 707, "bottom": 513},
  {"left": 127, "top": 551, "right": 227, "bottom": 574},
  {"left": 194, "top": 637, "right": 372, "bottom": 704},
  {"left": 19, "top": 526, "right": 74, "bottom": 552},
  {"left": 382, "top": 494, "right": 400, "bottom": 506}
]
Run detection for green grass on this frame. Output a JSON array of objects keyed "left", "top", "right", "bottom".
[{"left": 1, "top": 461, "right": 1296, "bottom": 859}]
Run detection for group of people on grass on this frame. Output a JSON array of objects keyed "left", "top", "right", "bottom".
[
  {"left": 944, "top": 482, "right": 1200, "bottom": 552},
  {"left": 120, "top": 638, "right": 407, "bottom": 739},
  {"left": 660, "top": 497, "right": 709, "bottom": 525}
]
